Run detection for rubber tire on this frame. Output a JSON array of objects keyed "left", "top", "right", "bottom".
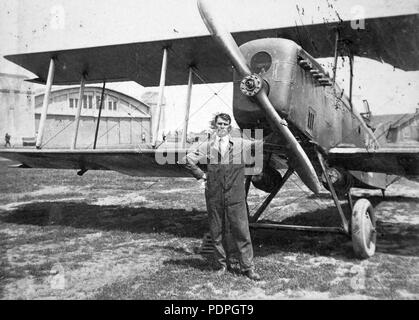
[{"left": 351, "top": 198, "right": 377, "bottom": 259}]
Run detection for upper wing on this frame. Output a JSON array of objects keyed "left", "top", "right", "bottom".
[
  {"left": 327, "top": 146, "right": 419, "bottom": 178},
  {"left": 4, "top": 14, "right": 418, "bottom": 86},
  {"left": 0, "top": 149, "right": 194, "bottom": 178}
]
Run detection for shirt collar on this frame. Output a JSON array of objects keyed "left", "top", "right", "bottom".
[
  {"left": 218, "top": 135, "right": 230, "bottom": 143},
  {"left": 210, "top": 134, "right": 234, "bottom": 147}
]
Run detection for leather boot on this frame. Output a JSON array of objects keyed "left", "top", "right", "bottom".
[{"left": 243, "top": 269, "right": 261, "bottom": 281}]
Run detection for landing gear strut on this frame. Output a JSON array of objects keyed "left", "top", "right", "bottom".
[
  {"left": 318, "top": 151, "right": 376, "bottom": 258},
  {"left": 246, "top": 151, "right": 377, "bottom": 259}
]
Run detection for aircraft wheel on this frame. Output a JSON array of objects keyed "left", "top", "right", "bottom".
[{"left": 351, "top": 199, "right": 376, "bottom": 259}]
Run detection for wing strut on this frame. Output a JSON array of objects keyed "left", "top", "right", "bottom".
[
  {"left": 349, "top": 52, "right": 354, "bottom": 108},
  {"left": 93, "top": 81, "right": 106, "bottom": 149},
  {"left": 152, "top": 47, "right": 168, "bottom": 147},
  {"left": 332, "top": 29, "right": 339, "bottom": 84},
  {"left": 36, "top": 58, "right": 55, "bottom": 149},
  {"left": 71, "top": 74, "right": 86, "bottom": 149},
  {"left": 181, "top": 67, "right": 194, "bottom": 148}
]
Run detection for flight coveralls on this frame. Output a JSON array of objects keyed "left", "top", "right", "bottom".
[{"left": 184, "top": 136, "right": 256, "bottom": 271}]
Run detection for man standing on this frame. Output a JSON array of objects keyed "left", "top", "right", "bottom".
[
  {"left": 184, "top": 113, "right": 261, "bottom": 281},
  {"left": 4, "top": 133, "right": 11, "bottom": 148}
]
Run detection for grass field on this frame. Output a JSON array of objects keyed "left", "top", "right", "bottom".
[{"left": 0, "top": 158, "right": 418, "bottom": 299}]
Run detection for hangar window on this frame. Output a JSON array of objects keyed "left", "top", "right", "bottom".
[
  {"left": 83, "top": 95, "right": 87, "bottom": 108},
  {"left": 69, "top": 98, "right": 79, "bottom": 108},
  {"left": 96, "top": 96, "right": 100, "bottom": 109},
  {"left": 88, "top": 96, "right": 93, "bottom": 109},
  {"left": 108, "top": 101, "right": 112, "bottom": 110},
  {"left": 113, "top": 101, "right": 117, "bottom": 111}
]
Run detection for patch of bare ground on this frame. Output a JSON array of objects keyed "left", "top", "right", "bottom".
[{"left": 0, "top": 162, "right": 418, "bottom": 299}]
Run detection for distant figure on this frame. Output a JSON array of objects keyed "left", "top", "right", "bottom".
[
  {"left": 4, "top": 133, "right": 11, "bottom": 148},
  {"left": 141, "top": 132, "right": 146, "bottom": 143}
]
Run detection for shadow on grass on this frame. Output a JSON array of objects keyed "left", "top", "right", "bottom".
[
  {"left": 251, "top": 203, "right": 419, "bottom": 259},
  {"left": 1, "top": 199, "right": 418, "bottom": 260},
  {"left": 0, "top": 202, "right": 209, "bottom": 239}
]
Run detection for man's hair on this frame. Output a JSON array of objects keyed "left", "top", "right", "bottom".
[{"left": 214, "top": 113, "right": 231, "bottom": 125}]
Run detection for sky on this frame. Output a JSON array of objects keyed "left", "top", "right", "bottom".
[{"left": 0, "top": 0, "right": 418, "bottom": 132}]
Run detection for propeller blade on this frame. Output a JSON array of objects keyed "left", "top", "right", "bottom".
[
  {"left": 197, "top": 0, "right": 320, "bottom": 194},
  {"left": 197, "top": 0, "right": 251, "bottom": 76},
  {"left": 256, "top": 90, "right": 320, "bottom": 194}
]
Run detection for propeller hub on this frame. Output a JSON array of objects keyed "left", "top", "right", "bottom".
[{"left": 240, "top": 74, "right": 263, "bottom": 96}]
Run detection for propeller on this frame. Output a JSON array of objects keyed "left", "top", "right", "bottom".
[{"left": 197, "top": 0, "right": 320, "bottom": 194}]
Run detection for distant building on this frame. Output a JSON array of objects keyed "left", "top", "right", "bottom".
[
  {"left": 35, "top": 87, "right": 151, "bottom": 148},
  {"left": 0, "top": 73, "right": 36, "bottom": 147},
  {"left": 141, "top": 91, "right": 166, "bottom": 142},
  {"left": 371, "top": 109, "right": 419, "bottom": 145}
]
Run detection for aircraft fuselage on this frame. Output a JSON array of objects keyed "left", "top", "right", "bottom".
[{"left": 233, "top": 38, "right": 389, "bottom": 190}]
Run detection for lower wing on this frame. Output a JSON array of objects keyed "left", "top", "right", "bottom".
[
  {"left": 327, "top": 147, "right": 419, "bottom": 181},
  {"left": 0, "top": 148, "right": 192, "bottom": 178}
]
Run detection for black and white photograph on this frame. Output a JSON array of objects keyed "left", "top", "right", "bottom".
[{"left": 0, "top": 0, "right": 418, "bottom": 303}]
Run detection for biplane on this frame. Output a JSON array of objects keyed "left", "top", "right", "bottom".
[{"left": 1, "top": 0, "right": 418, "bottom": 259}]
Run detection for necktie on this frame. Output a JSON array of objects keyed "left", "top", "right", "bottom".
[{"left": 219, "top": 137, "right": 228, "bottom": 156}]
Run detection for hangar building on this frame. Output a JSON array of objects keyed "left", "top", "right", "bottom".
[{"left": 34, "top": 87, "right": 152, "bottom": 149}]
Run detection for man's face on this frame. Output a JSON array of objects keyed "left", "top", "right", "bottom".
[{"left": 215, "top": 117, "right": 231, "bottom": 137}]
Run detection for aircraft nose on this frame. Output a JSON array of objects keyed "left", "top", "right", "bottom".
[
  {"left": 245, "top": 78, "right": 255, "bottom": 90},
  {"left": 240, "top": 74, "right": 263, "bottom": 96}
]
